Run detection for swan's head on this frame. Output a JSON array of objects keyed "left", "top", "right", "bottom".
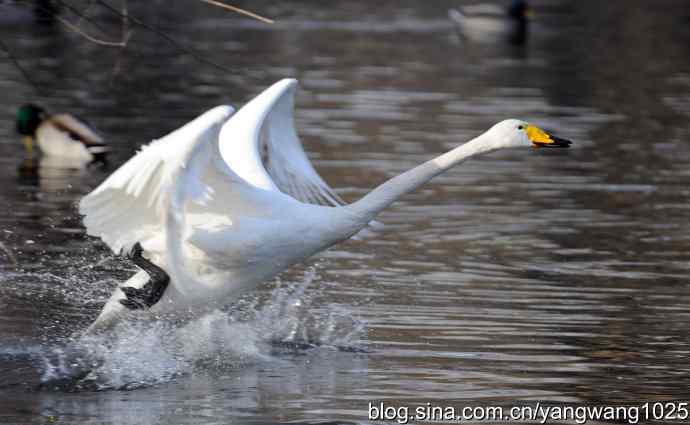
[{"left": 488, "top": 119, "right": 572, "bottom": 149}]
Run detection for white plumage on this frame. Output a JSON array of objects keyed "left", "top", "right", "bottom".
[{"left": 80, "top": 78, "right": 570, "bottom": 332}]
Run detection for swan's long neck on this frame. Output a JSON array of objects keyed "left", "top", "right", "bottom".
[{"left": 350, "top": 132, "right": 501, "bottom": 219}]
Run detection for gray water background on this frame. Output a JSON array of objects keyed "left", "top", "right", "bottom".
[{"left": 0, "top": 0, "right": 690, "bottom": 423}]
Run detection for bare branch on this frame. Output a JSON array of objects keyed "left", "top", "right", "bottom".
[
  {"left": 55, "top": 0, "right": 115, "bottom": 37},
  {"left": 198, "top": 0, "right": 274, "bottom": 24},
  {"left": 74, "top": 0, "right": 96, "bottom": 27},
  {"left": 56, "top": 14, "right": 127, "bottom": 47},
  {"left": 111, "top": 0, "right": 131, "bottom": 78},
  {"left": 94, "top": 0, "right": 235, "bottom": 74},
  {"left": 119, "top": 0, "right": 132, "bottom": 44},
  {"left": 121, "top": 0, "right": 128, "bottom": 37},
  {"left": 20, "top": 0, "right": 235, "bottom": 76}
]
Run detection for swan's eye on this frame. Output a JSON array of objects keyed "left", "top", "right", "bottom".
[{"left": 517, "top": 125, "right": 524, "bottom": 130}]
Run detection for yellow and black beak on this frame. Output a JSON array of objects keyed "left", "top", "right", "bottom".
[{"left": 526, "top": 124, "right": 572, "bottom": 148}]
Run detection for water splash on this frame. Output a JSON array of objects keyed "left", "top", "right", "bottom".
[
  {"left": 38, "top": 268, "right": 367, "bottom": 391},
  {"left": 249, "top": 268, "right": 367, "bottom": 349}
]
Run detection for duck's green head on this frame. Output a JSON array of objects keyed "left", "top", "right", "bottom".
[{"left": 16, "top": 104, "right": 46, "bottom": 136}]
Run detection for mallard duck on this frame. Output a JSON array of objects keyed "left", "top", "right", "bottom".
[
  {"left": 16, "top": 104, "right": 108, "bottom": 163},
  {"left": 449, "top": 0, "right": 531, "bottom": 45}
]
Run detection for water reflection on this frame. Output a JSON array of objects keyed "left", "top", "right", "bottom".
[
  {"left": 1, "top": 0, "right": 690, "bottom": 424},
  {"left": 16, "top": 155, "right": 108, "bottom": 193}
]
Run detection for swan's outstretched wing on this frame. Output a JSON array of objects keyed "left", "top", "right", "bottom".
[
  {"left": 80, "top": 104, "right": 291, "bottom": 297},
  {"left": 79, "top": 106, "right": 235, "bottom": 254},
  {"left": 219, "top": 78, "right": 344, "bottom": 206}
]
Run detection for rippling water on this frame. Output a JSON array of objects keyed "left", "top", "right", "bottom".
[{"left": 1, "top": 0, "right": 690, "bottom": 423}]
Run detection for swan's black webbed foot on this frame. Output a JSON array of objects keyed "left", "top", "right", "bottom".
[{"left": 119, "top": 242, "right": 170, "bottom": 310}]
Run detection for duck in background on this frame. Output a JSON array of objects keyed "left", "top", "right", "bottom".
[
  {"left": 16, "top": 104, "right": 109, "bottom": 166},
  {"left": 449, "top": 0, "right": 532, "bottom": 45}
]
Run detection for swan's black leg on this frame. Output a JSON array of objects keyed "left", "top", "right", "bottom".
[{"left": 119, "top": 242, "right": 170, "bottom": 310}]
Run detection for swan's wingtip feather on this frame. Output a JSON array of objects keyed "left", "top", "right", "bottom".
[
  {"left": 280, "top": 78, "right": 298, "bottom": 86},
  {"left": 200, "top": 105, "right": 235, "bottom": 125},
  {"left": 213, "top": 104, "right": 235, "bottom": 116},
  {"left": 269, "top": 78, "right": 299, "bottom": 94}
]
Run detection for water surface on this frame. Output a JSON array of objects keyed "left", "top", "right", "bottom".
[{"left": 1, "top": 0, "right": 690, "bottom": 424}]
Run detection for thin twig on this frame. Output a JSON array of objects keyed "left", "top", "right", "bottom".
[
  {"left": 111, "top": 0, "right": 131, "bottom": 78},
  {"left": 119, "top": 0, "right": 133, "bottom": 45},
  {"left": 16, "top": 0, "right": 234, "bottom": 76},
  {"left": 121, "top": 0, "right": 128, "bottom": 39},
  {"left": 74, "top": 0, "right": 96, "bottom": 27},
  {"left": 0, "top": 39, "right": 40, "bottom": 92},
  {"left": 198, "top": 0, "right": 274, "bottom": 24},
  {"left": 56, "top": 14, "right": 127, "bottom": 46},
  {"left": 94, "top": 0, "right": 234, "bottom": 74},
  {"left": 54, "top": 0, "right": 115, "bottom": 37}
]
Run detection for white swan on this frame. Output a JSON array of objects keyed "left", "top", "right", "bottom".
[{"left": 80, "top": 78, "right": 571, "bottom": 333}]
